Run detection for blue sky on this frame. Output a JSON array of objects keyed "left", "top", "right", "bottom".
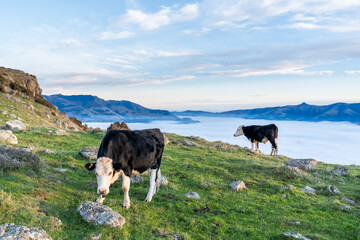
[{"left": 1, "top": 0, "right": 360, "bottom": 111}]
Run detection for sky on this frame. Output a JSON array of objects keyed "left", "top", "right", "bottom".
[{"left": 1, "top": 0, "right": 360, "bottom": 111}]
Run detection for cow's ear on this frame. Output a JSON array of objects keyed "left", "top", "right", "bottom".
[
  {"left": 85, "top": 163, "right": 96, "bottom": 171},
  {"left": 113, "top": 163, "right": 122, "bottom": 171}
]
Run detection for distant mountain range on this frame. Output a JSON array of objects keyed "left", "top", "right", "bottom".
[
  {"left": 44, "top": 94, "right": 360, "bottom": 125},
  {"left": 43, "top": 94, "right": 196, "bottom": 123},
  {"left": 173, "top": 102, "right": 360, "bottom": 124}
]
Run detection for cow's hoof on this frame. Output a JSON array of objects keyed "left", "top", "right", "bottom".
[
  {"left": 144, "top": 198, "right": 152, "bottom": 203},
  {"left": 122, "top": 204, "right": 130, "bottom": 209}
]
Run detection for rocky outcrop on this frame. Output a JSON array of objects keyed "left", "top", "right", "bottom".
[
  {"left": 0, "top": 67, "right": 42, "bottom": 97},
  {"left": 5, "top": 120, "right": 27, "bottom": 131},
  {"left": 286, "top": 159, "right": 317, "bottom": 171},
  {"left": 0, "top": 130, "right": 18, "bottom": 144},
  {"left": 331, "top": 166, "right": 349, "bottom": 176},
  {"left": 0, "top": 223, "right": 52, "bottom": 240},
  {"left": 0, "top": 146, "right": 43, "bottom": 172},
  {"left": 77, "top": 201, "right": 126, "bottom": 228},
  {"left": 79, "top": 147, "right": 98, "bottom": 159}
]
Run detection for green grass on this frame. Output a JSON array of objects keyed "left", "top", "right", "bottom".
[{"left": 0, "top": 130, "right": 359, "bottom": 240}]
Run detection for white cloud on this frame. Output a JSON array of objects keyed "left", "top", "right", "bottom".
[
  {"left": 118, "top": 3, "right": 199, "bottom": 31},
  {"left": 201, "top": 0, "right": 360, "bottom": 32},
  {"left": 100, "top": 30, "right": 134, "bottom": 40},
  {"left": 345, "top": 70, "right": 360, "bottom": 74},
  {"left": 156, "top": 50, "right": 201, "bottom": 58},
  {"left": 200, "top": 62, "right": 334, "bottom": 77}
]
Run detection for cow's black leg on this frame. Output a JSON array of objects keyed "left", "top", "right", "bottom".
[{"left": 269, "top": 138, "right": 278, "bottom": 156}]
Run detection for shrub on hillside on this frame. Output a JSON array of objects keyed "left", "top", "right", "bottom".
[
  {"left": 107, "top": 121, "right": 130, "bottom": 132},
  {"left": 70, "top": 117, "right": 89, "bottom": 131},
  {"left": 35, "top": 95, "right": 58, "bottom": 111},
  {"left": 0, "top": 146, "right": 44, "bottom": 172}
]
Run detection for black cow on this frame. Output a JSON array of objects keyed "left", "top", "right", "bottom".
[
  {"left": 234, "top": 124, "right": 278, "bottom": 155},
  {"left": 85, "top": 129, "right": 164, "bottom": 208}
]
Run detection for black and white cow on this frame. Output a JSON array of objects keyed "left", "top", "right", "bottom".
[
  {"left": 234, "top": 124, "right": 278, "bottom": 155},
  {"left": 85, "top": 129, "right": 164, "bottom": 208}
]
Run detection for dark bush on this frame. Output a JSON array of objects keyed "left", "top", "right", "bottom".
[
  {"left": 70, "top": 117, "right": 89, "bottom": 131},
  {"left": 107, "top": 121, "right": 130, "bottom": 132},
  {"left": 35, "top": 96, "right": 58, "bottom": 111},
  {"left": 0, "top": 146, "right": 44, "bottom": 173}
]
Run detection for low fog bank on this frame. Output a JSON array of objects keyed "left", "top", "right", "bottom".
[{"left": 87, "top": 117, "right": 360, "bottom": 166}]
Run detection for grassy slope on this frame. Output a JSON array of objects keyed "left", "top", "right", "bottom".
[
  {"left": 0, "top": 129, "right": 359, "bottom": 240},
  {"left": 0, "top": 96, "right": 359, "bottom": 239}
]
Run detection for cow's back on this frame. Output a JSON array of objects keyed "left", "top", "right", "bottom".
[{"left": 97, "top": 129, "right": 164, "bottom": 172}]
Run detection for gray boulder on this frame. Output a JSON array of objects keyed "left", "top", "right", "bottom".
[
  {"left": 5, "top": 120, "right": 26, "bottom": 131},
  {"left": 286, "top": 159, "right": 317, "bottom": 171},
  {"left": 54, "top": 168, "right": 68, "bottom": 172},
  {"left": 331, "top": 166, "right": 349, "bottom": 176},
  {"left": 185, "top": 192, "right": 200, "bottom": 199},
  {"left": 300, "top": 186, "right": 316, "bottom": 194},
  {"left": 229, "top": 181, "right": 246, "bottom": 191},
  {"left": 0, "top": 130, "right": 18, "bottom": 144},
  {"left": 79, "top": 147, "right": 98, "bottom": 159},
  {"left": 283, "top": 232, "right": 311, "bottom": 240},
  {"left": 77, "top": 201, "right": 126, "bottom": 228},
  {"left": 21, "top": 146, "right": 35, "bottom": 152},
  {"left": 160, "top": 176, "right": 169, "bottom": 186},
  {"left": 0, "top": 223, "right": 52, "bottom": 240},
  {"left": 284, "top": 184, "right": 295, "bottom": 190},
  {"left": 54, "top": 129, "right": 68, "bottom": 136},
  {"left": 130, "top": 175, "right": 144, "bottom": 184}
]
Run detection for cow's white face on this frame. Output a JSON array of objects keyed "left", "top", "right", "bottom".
[
  {"left": 234, "top": 125, "right": 244, "bottom": 137},
  {"left": 95, "top": 157, "right": 117, "bottom": 196}
]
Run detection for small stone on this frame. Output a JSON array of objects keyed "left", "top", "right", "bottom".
[
  {"left": 286, "top": 159, "right": 318, "bottom": 171},
  {"left": 91, "top": 233, "right": 103, "bottom": 240},
  {"left": 343, "top": 198, "right": 355, "bottom": 205},
  {"left": 9, "top": 114, "right": 16, "bottom": 118},
  {"left": 282, "top": 194, "right": 287, "bottom": 199},
  {"left": 54, "top": 129, "right": 68, "bottom": 136},
  {"left": 5, "top": 120, "right": 27, "bottom": 131},
  {"left": 130, "top": 175, "right": 144, "bottom": 184},
  {"left": 56, "top": 180, "right": 62, "bottom": 184},
  {"left": 284, "top": 184, "right": 295, "bottom": 190},
  {"left": 54, "top": 168, "right": 68, "bottom": 172},
  {"left": 331, "top": 166, "right": 349, "bottom": 176},
  {"left": 283, "top": 232, "right": 311, "bottom": 240},
  {"left": 341, "top": 205, "right": 352, "bottom": 211},
  {"left": 51, "top": 217, "right": 62, "bottom": 226},
  {"left": 229, "top": 181, "right": 246, "bottom": 191},
  {"left": 77, "top": 201, "right": 126, "bottom": 228},
  {"left": 202, "top": 182, "right": 212, "bottom": 188},
  {"left": 290, "top": 220, "right": 301, "bottom": 225},
  {"left": 327, "top": 185, "right": 340, "bottom": 194},
  {"left": 185, "top": 192, "right": 200, "bottom": 199},
  {"left": 44, "top": 149, "right": 55, "bottom": 154},
  {"left": 300, "top": 186, "right": 316, "bottom": 194},
  {"left": 160, "top": 175, "right": 169, "bottom": 186},
  {"left": 21, "top": 146, "right": 35, "bottom": 152},
  {"left": 0, "top": 111, "right": 8, "bottom": 115}
]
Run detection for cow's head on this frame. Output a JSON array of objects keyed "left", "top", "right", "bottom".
[
  {"left": 234, "top": 125, "right": 244, "bottom": 137},
  {"left": 85, "top": 157, "right": 122, "bottom": 196}
]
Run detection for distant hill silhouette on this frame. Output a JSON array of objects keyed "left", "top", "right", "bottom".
[
  {"left": 44, "top": 94, "right": 195, "bottom": 123},
  {"left": 174, "top": 102, "right": 360, "bottom": 124}
]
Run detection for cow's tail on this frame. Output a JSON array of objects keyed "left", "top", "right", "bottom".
[{"left": 155, "top": 168, "right": 161, "bottom": 193}]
